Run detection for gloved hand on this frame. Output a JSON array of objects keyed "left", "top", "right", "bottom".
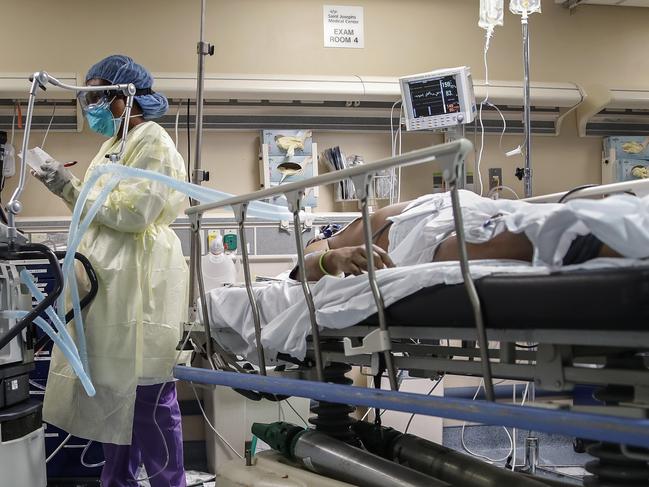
[{"left": 32, "top": 159, "right": 74, "bottom": 197}]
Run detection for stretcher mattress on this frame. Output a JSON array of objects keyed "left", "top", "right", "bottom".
[{"left": 360, "top": 265, "right": 649, "bottom": 331}]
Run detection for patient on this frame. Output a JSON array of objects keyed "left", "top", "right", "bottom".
[{"left": 297, "top": 191, "right": 622, "bottom": 281}]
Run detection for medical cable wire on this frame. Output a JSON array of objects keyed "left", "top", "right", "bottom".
[
  {"left": 29, "top": 379, "right": 46, "bottom": 391},
  {"left": 134, "top": 320, "right": 198, "bottom": 482},
  {"left": 558, "top": 184, "right": 599, "bottom": 204},
  {"left": 389, "top": 100, "right": 402, "bottom": 204},
  {"left": 40, "top": 101, "right": 57, "bottom": 150},
  {"left": 510, "top": 381, "right": 530, "bottom": 471},
  {"left": 191, "top": 382, "right": 243, "bottom": 459},
  {"left": 174, "top": 99, "right": 184, "bottom": 149},
  {"left": 80, "top": 440, "right": 105, "bottom": 468},
  {"left": 46, "top": 433, "right": 72, "bottom": 463},
  {"left": 487, "top": 185, "right": 520, "bottom": 200},
  {"left": 186, "top": 98, "right": 191, "bottom": 182},
  {"left": 461, "top": 379, "right": 513, "bottom": 464},
  {"left": 476, "top": 30, "right": 492, "bottom": 196},
  {"left": 403, "top": 377, "right": 443, "bottom": 434},
  {"left": 283, "top": 398, "right": 309, "bottom": 427},
  {"left": 11, "top": 102, "right": 16, "bottom": 145}
]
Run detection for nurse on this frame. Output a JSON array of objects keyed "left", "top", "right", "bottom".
[{"left": 35, "top": 55, "right": 188, "bottom": 487}]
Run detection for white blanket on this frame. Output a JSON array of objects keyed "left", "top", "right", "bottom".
[{"left": 388, "top": 190, "right": 649, "bottom": 266}]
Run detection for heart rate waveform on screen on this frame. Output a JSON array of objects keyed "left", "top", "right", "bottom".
[{"left": 409, "top": 75, "right": 461, "bottom": 119}]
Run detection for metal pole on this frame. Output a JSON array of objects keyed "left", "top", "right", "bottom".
[
  {"left": 355, "top": 174, "right": 398, "bottom": 391},
  {"left": 450, "top": 186, "right": 495, "bottom": 402},
  {"left": 192, "top": 215, "right": 217, "bottom": 370},
  {"left": 522, "top": 14, "right": 532, "bottom": 198},
  {"left": 188, "top": 0, "right": 213, "bottom": 306},
  {"left": 287, "top": 191, "right": 325, "bottom": 382},
  {"left": 173, "top": 366, "right": 649, "bottom": 449},
  {"left": 234, "top": 204, "right": 267, "bottom": 374}
]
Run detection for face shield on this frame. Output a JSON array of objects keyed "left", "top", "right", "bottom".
[{"left": 77, "top": 90, "right": 118, "bottom": 113}]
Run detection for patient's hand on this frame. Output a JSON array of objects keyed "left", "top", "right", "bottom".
[{"left": 325, "top": 244, "right": 395, "bottom": 276}]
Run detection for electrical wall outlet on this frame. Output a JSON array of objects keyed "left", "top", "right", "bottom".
[{"left": 488, "top": 168, "right": 503, "bottom": 191}]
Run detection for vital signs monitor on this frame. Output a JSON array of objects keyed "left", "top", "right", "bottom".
[{"left": 400, "top": 66, "right": 476, "bottom": 131}]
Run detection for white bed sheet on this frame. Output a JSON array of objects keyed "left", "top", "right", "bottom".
[{"left": 202, "top": 258, "right": 643, "bottom": 362}]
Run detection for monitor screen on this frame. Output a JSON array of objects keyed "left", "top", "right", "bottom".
[{"left": 407, "top": 75, "right": 461, "bottom": 119}]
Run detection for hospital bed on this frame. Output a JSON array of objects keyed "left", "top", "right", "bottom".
[{"left": 175, "top": 139, "right": 649, "bottom": 487}]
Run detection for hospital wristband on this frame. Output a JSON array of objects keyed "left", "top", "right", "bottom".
[{"left": 318, "top": 251, "right": 334, "bottom": 276}]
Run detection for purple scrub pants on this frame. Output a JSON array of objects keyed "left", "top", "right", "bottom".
[{"left": 100, "top": 382, "right": 186, "bottom": 487}]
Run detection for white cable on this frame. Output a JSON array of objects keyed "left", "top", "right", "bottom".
[
  {"left": 397, "top": 104, "right": 403, "bottom": 203},
  {"left": 174, "top": 100, "right": 184, "bottom": 149},
  {"left": 134, "top": 321, "right": 197, "bottom": 482},
  {"left": 389, "top": 100, "right": 401, "bottom": 205},
  {"left": 476, "top": 29, "right": 492, "bottom": 196},
  {"left": 11, "top": 103, "right": 16, "bottom": 144},
  {"left": 191, "top": 382, "right": 243, "bottom": 459},
  {"left": 41, "top": 102, "right": 57, "bottom": 151},
  {"left": 46, "top": 433, "right": 72, "bottom": 463},
  {"left": 461, "top": 379, "right": 513, "bottom": 463},
  {"left": 29, "top": 379, "right": 46, "bottom": 391},
  {"left": 80, "top": 441, "right": 105, "bottom": 468},
  {"left": 487, "top": 185, "right": 520, "bottom": 199},
  {"left": 511, "top": 382, "right": 530, "bottom": 471},
  {"left": 511, "top": 384, "right": 517, "bottom": 471}
]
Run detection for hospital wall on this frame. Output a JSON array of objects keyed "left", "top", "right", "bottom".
[{"left": 2, "top": 0, "right": 647, "bottom": 217}]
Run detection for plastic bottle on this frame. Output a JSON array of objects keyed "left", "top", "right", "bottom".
[{"left": 201, "top": 232, "right": 237, "bottom": 291}]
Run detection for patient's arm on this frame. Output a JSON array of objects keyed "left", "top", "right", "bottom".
[{"left": 301, "top": 244, "right": 395, "bottom": 281}]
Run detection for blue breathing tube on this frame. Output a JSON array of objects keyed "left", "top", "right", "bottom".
[{"left": 14, "top": 270, "right": 95, "bottom": 396}]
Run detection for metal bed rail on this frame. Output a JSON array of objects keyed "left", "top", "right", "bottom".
[
  {"left": 524, "top": 177, "right": 649, "bottom": 203},
  {"left": 185, "top": 139, "right": 490, "bottom": 392}
]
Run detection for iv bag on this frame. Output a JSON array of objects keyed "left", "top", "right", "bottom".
[
  {"left": 509, "top": 0, "right": 541, "bottom": 15},
  {"left": 479, "top": 0, "right": 504, "bottom": 30}
]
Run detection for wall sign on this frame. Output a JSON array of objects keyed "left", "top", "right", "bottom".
[{"left": 323, "top": 5, "right": 364, "bottom": 49}]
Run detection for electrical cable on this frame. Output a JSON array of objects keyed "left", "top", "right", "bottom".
[
  {"left": 46, "top": 433, "right": 72, "bottom": 463},
  {"left": 186, "top": 98, "right": 191, "bottom": 182},
  {"left": 558, "top": 184, "right": 599, "bottom": 203},
  {"left": 80, "top": 441, "right": 105, "bottom": 468},
  {"left": 389, "top": 100, "right": 402, "bottom": 205},
  {"left": 174, "top": 99, "right": 184, "bottom": 149},
  {"left": 41, "top": 101, "right": 57, "bottom": 150},
  {"left": 487, "top": 185, "right": 520, "bottom": 200},
  {"left": 191, "top": 382, "right": 244, "bottom": 459},
  {"left": 134, "top": 321, "right": 198, "bottom": 482},
  {"left": 476, "top": 30, "right": 492, "bottom": 196},
  {"left": 11, "top": 102, "right": 16, "bottom": 145},
  {"left": 461, "top": 379, "right": 513, "bottom": 463},
  {"left": 404, "top": 377, "right": 443, "bottom": 434},
  {"left": 29, "top": 379, "right": 46, "bottom": 391},
  {"left": 510, "top": 382, "right": 530, "bottom": 471},
  {"left": 284, "top": 398, "right": 309, "bottom": 427}
]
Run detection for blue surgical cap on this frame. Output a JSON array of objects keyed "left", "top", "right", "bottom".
[{"left": 85, "top": 55, "right": 168, "bottom": 120}]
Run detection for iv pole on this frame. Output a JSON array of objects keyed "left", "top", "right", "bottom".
[
  {"left": 521, "top": 10, "right": 533, "bottom": 198},
  {"left": 510, "top": 1, "right": 540, "bottom": 198},
  {"left": 188, "top": 0, "right": 217, "bottom": 368}
]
